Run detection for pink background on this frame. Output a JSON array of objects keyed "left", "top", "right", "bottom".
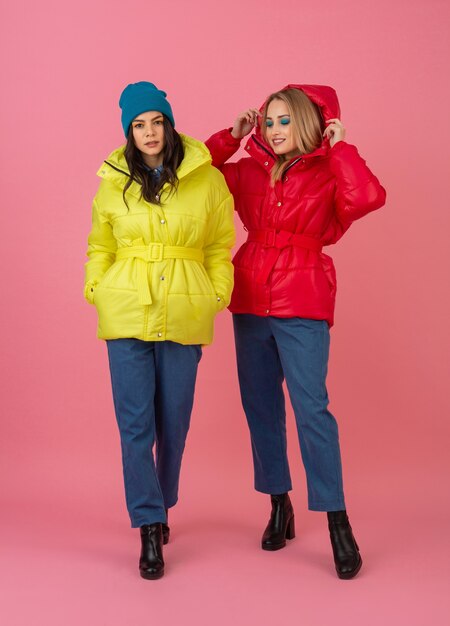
[{"left": 1, "top": 0, "right": 449, "bottom": 624}]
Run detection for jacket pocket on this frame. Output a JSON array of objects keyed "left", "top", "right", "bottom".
[
  {"left": 97, "top": 262, "right": 122, "bottom": 289},
  {"left": 167, "top": 293, "right": 218, "bottom": 344},
  {"left": 198, "top": 265, "right": 226, "bottom": 310},
  {"left": 320, "top": 253, "right": 337, "bottom": 299},
  {"left": 84, "top": 262, "right": 122, "bottom": 305},
  {"left": 94, "top": 286, "right": 143, "bottom": 339}
]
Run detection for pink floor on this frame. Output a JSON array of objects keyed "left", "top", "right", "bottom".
[
  {"left": 1, "top": 461, "right": 448, "bottom": 626},
  {"left": 2, "top": 324, "right": 449, "bottom": 625}
]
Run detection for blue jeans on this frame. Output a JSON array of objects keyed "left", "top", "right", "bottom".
[
  {"left": 233, "top": 314, "right": 345, "bottom": 511},
  {"left": 106, "top": 339, "right": 202, "bottom": 527}
]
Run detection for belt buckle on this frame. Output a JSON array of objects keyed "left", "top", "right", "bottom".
[
  {"left": 148, "top": 242, "right": 164, "bottom": 262},
  {"left": 274, "top": 230, "right": 292, "bottom": 248}
]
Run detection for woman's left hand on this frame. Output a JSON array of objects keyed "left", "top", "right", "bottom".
[{"left": 323, "top": 118, "right": 346, "bottom": 147}]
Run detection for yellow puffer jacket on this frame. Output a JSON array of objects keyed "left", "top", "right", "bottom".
[{"left": 84, "top": 134, "right": 235, "bottom": 345}]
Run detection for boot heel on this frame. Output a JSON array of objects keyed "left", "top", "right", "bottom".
[{"left": 285, "top": 516, "right": 295, "bottom": 540}]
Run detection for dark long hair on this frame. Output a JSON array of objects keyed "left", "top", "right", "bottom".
[{"left": 123, "top": 115, "right": 184, "bottom": 207}]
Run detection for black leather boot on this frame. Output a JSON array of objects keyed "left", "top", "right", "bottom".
[
  {"left": 162, "top": 509, "right": 170, "bottom": 545},
  {"left": 139, "top": 524, "right": 165, "bottom": 580},
  {"left": 261, "top": 493, "right": 295, "bottom": 551},
  {"left": 327, "top": 510, "right": 362, "bottom": 579}
]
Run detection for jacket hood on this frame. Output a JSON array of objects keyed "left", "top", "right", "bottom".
[
  {"left": 97, "top": 133, "right": 212, "bottom": 189},
  {"left": 251, "top": 84, "right": 341, "bottom": 157},
  {"left": 270, "top": 84, "right": 340, "bottom": 122}
]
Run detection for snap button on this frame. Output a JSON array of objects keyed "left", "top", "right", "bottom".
[
  {"left": 160, "top": 276, "right": 165, "bottom": 280},
  {"left": 277, "top": 201, "right": 282, "bottom": 206},
  {"left": 160, "top": 219, "right": 165, "bottom": 224},
  {"left": 217, "top": 297, "right": 221, "bottom": 301},
  {"left": 266, "top": 309, "right": 270, "bottom": 314},
  {"left": 155, "top": 195, "right": 160, "bottom": 201},
  {"left": 264, "top": 161, "right": 269, "bottom": 166},
  {"left": 157, "top": 332, "right": 162, "bottom": 337}
]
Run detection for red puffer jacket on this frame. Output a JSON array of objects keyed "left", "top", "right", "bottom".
[{"left": 205, "top": 84, "right": 386, "bottom": 326}]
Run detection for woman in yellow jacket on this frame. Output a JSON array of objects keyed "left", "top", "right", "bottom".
[{"left": 85, "top": 81, "right": 234, "bottom": 580}]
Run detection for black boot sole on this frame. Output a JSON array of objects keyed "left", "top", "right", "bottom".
[
  {"left": 336, "top": 556, "right": 362, "bottom": 580},
  {"left": 262, "top": 540, "right": 287, "bottom": 551},
  {"left": 140, "top": 568, "right": 165, "bottom": 580}
]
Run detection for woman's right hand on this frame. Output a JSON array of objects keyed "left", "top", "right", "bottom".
[{"left": 231, "top": 109, "right": 261, "bottom": 139}]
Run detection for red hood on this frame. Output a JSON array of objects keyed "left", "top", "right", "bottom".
[{"left": 251, "top": 84, "right": 341, "bottom": 157}]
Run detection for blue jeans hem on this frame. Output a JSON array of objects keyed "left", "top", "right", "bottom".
[
  {"left": 308, "top": 499, "right": 346, "bottom": 512},
  {"left": 130, "top": 515, "right": 167, "bottom": 528},
  {"left": 255, "top": 483, "right": 293, "bottom": 495}
]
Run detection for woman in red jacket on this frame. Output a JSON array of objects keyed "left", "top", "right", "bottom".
[{"left": 206, "top": 85, "right": 386, "bottom": 579}]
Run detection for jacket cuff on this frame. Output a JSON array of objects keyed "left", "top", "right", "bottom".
[
  {"left": 84, "top": 281, "right": 97, "bottom": 304},
  {"left": 215, "top": 293, "right": 228, "bottom": 312},
  {"left": 328, "top": 140, "right": 350, "bottom": 155},
  {"left": 225, "top": 128, "right": 243, "bottom": 147}
]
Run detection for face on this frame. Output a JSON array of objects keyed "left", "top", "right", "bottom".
[
  {"left": 264, "top": 99, "right": 299, "bottom": 159},
  {"left": 131, "top": 111, "right": 165, "bottom": 167}
]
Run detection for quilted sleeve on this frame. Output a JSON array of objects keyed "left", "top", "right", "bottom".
[
  {"left": 329, "top": 141, "right": 386, "bottom": 222},
  {"left": 202, "top": 191, "right": 235, "bottom": 311},
  {"left": 84, "top": 198, "right": 117, "bottom": 304},
  {"left": 205, "top": 128, "right": 242, "bottom": 198}
]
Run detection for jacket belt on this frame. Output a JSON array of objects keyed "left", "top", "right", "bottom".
[
  {"left": 116, "top": 243, "right": 204, "bottom": 305},
  {"left": 247, "top": 229, "right": 323, "bottom": 284}
]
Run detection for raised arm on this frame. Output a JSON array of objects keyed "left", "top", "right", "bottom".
[
  {"left": 322, "top": 118, "right": 386, "bottom": 222},
  {"left": 329, "top": 141, "right": 386, "bottom": 222},
  {"left": 205, "top": 108, "right": 260, "bottom": 197}
]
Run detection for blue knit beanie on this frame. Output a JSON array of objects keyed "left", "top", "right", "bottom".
[{"left": 119, "top": 81, "right": 175, "bottom": 136}]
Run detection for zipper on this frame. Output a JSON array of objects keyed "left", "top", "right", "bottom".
[
  {"left": 104, "top": 160, "right": 130, "bottom": 177},
  {"left": 251, "top": 136, "right": 275, "bottom": 160},
  {"left": 250, "top": 137, "right": 304, "bottom": 180},
  {"left": 283, "top": 157, "right": 303, "bottom": 177}
]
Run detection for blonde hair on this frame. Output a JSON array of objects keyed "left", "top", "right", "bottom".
[{"left": 262, "top": 89, "right": 324, "bottom": 184}]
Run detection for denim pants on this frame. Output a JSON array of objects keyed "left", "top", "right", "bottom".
[
  {"left": 106, "top": 339, "right": 202, "bottom": 527},
  {"left": 233, "top": 314, "right": 346, "bottom": 511}
]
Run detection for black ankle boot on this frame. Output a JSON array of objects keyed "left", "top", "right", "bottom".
[
  {"left": 327, "top": 510, "right": 362, "bottom": 579},
  {"left": 261, "top": 493, "right": 295, "bottom": 551},
  {"left": 139, "top": 524, "right": 164, "bottom": 580},
  {"left": 162, "top": 509, "right": 170, "bottom": 545}
]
